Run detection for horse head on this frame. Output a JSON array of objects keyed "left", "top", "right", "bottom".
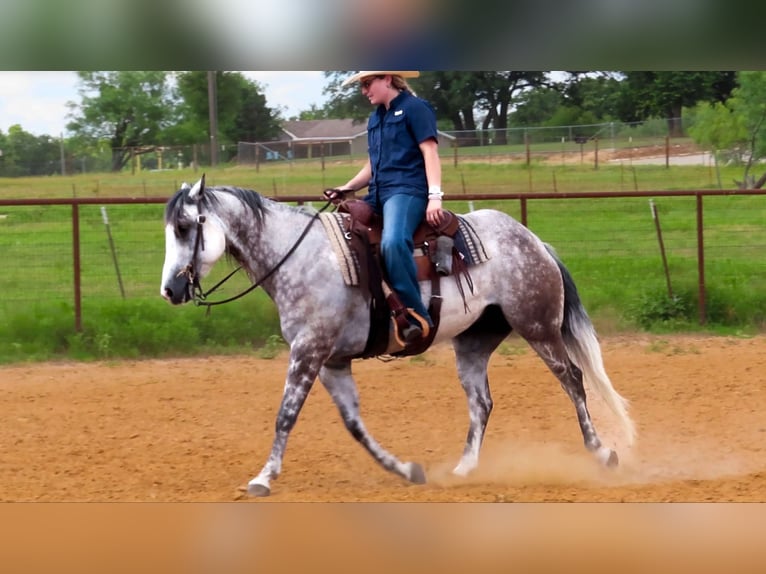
[{"left": 160, "top": 175, "right": 228, "bottom": 305}]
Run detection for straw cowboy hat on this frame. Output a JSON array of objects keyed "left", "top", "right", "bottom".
[{"left": 342, "top": 71, "right": 420, "bottom": 87}]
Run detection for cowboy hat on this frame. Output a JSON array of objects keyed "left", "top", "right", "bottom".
[{"left": 342, "top": 71, "right": 420, "bottom": 87}]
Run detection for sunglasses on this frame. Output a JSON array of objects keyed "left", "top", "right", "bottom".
[{"left": 360, "top": 75, "right": 384, "bottom": 89}]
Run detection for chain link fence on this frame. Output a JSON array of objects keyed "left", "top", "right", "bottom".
[{"left": 1, "top": 118, "right": 695, "bottom": 177}]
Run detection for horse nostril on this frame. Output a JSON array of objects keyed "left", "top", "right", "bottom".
[{"left": 163, "top": 288, "right": 173, "bottom": 300}]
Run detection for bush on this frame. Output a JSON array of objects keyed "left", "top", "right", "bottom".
[{"left": 628, "top": 288, "right": 695, "bottom": 329}]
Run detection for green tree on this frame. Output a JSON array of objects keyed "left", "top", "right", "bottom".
[
  {"left": 616, "top": 71, "right": 737, "bottom": 137},
  {"left": 510, "top": 87, "right": 564, "bottom": 126},
  {"left": 689, "top": 71, "right": 766, "bottom": 189},
  {"left": 556, "top": 72, "right": 624, "bottom": 120},
  {"left": 472, "top": 72, "right": 547, "bottom": 143},
  {"left": 323, "top": 71, "right": 548, "bottom": 146},
  {"left": 66, "top": 71, "right": 173, "bottom": 172},
  {"left": 298, "top": 104, "right": 331, "bottom": 120},
  {"left": 0, "top": 125, "right": 61, "bottom": 177},
  {"left": 172, "top": 72, "right": 282, "bottom": 153},
  {"left": 729, "top": 71, "right": 766, "bottom": 188}
]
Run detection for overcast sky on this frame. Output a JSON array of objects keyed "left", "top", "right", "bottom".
[{"left": 0, "top": 71, "right": 330, "bottom": 137}]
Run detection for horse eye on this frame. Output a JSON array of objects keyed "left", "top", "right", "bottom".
[{"left": 176, "top": 223, "right": 191, "bottom": 237}]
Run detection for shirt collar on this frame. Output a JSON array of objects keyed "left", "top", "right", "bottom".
[{"left": 376, "top": 90, "right": 410, "bottom": 116}]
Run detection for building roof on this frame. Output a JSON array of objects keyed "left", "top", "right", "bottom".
[
  {"left": 275, "top": 118, "right": 456, "bottom": 143},
  {"left": 280, "top": 119, "right": 368, "bottom": 141}
]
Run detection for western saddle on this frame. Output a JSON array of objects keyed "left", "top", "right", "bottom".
[{"left": 334, "top": 197, "right": 471, "bottom": 359}]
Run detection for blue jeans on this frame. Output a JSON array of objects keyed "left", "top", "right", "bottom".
[{"left": 380, "top": 193, "right": 432, "bottom": 327}]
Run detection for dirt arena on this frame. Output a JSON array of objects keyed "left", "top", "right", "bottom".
[{"left": 1, "top": 333, "right": 764, "bottom": 502}]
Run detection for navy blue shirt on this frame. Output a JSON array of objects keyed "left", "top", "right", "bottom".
[{"left": 364, "top": 90, "right": 438, "bottom": 210}]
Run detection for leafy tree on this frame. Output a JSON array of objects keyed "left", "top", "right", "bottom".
[
  {"left": 555, "top": 72, "right": 624, "bottom": 120},
  {"left": 66, "top": 71, "right": 173, "bottom": 172},
  {"left": 472, "top": 72, "right": 547, "bottom": 143},
  {"left": 298, "top": 104, "right": 331, "bottom": 120},
  {"left": 319, "top": 71, "right": 377, "bottom": 123},
  {"left": 510, "top": 87, "right": 564, "bottom": 126},
  {"left": 322, "top": 71, "right": 548, "bottom": 146},
  {"left": 172, "top": 72, "right": 282, "bottom": 148},
  {"left": 0, "top": 125, "right": 61, "bottom": 177},
  {"left": 731, "top": 71, "right": 766, "bottom": 188},
  {"left": 616, "top": 71, "right": 737, "bottom": 137},
  {"left": 689, "top": 71, "right": 766, "bottom": 189}
]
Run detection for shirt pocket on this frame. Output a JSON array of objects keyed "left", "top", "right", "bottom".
[
  {"left": 367, "top": 114, "right": 382, "bottom": 155},
  {"left": 381, "top": 113, "right": 411, "bottom": 153}
]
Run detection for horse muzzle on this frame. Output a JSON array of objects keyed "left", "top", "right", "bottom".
[{"left": 162, "top": 274, "right": 194, "bottom": 305}]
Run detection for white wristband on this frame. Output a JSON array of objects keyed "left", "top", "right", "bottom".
[{"left": 428, "top": 185, "right": 443, "bottom": 199}]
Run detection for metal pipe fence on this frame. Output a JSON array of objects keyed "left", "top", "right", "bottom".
[{"left": 1, "top": 189, "right": 764, "bottom": 332}]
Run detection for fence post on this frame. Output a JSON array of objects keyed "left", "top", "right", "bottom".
[
  {"left": 696, "top": 193, "right": 706, "bottom": 325},
  {"left": 72, "top": 204, "right": 82, "bottom": 332},
  {"left": 320, "top": 142, "right": 325, "bottom": 171},
  {"left": 520, "top": 197, "right": 528, "bottom": 227},
  {"left": 594, "top": 138, "right": 599, "bottom": 170},
  {"left": 665, "top": 136, "right": 670, "bottom": 169},
  {"left": 525, "top": 132, "right": 530, "bottom": 167}
]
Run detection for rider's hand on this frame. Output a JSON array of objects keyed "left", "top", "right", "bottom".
[
  {"left": 426, "top": 197, "right": 444, "bottom": 227},
  {"left": 323, "top": 188, "right": 349, "bottom": 204}
]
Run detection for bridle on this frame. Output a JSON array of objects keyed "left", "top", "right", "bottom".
[{"left": 178, "top": 198, "right": 333, "bottom": 308}]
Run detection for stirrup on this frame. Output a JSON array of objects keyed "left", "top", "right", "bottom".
[{"left": 392, "top": 309, "right": 431, "bottom": 347}]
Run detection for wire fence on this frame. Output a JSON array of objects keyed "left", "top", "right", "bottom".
[
  {"left": 1, "top": 190, "right": 765, "bottom": 333},
  {"left": 2, "top": 118, "right": 699, "bottom": 177}
]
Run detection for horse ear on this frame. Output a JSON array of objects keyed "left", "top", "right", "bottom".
[{"left": 187, "top": 174, "right": 206, "bottom": 201}]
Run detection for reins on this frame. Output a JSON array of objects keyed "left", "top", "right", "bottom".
[{"left": 190, "top": 198, "right": 334, "bottom": 308}]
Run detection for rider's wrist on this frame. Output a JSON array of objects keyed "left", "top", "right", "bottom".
[{"left": 428, "top": 185, "right": 443, "bottom": 200}]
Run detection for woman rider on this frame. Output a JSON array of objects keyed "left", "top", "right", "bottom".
[{"left": 331, "top": 71, "right": 444, "bottom": 344}]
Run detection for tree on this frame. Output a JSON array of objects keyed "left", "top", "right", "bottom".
[
  {"left": 555, "top": 72, "right": 624, "bottom": 120},
  {"left": 616, "top": 72, "right": 737, "bottom": 137},
  {"left": 689, "top": 71, "right": 766, "bottom": 189},
  {"left": 510, "top": 87, "right": 564, "bottom": 126},
  {"left": 0, "top": 125, "right": 61, "bottom": 177},
  {"left": 731, "top": 72, "right": 766, "bottom": 188},
  {"left": 319, "top": 71, "right": 378, "bottom": 123},
  {"left": 472, "top": 72, "right": 548, "bottom": 143},
  {"left": 172, "top": 72, "right": 282, "bottom": 148},
  {"left": 66, "top": 71, "right": 173, "bottom": 172}
]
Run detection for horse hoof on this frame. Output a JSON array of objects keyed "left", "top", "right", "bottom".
[
  {"left": 408, "top": 462, "right": 427, "bottom": 484},
  {"left": 606, "top": 450, "right": 619, "bottom": 468},
  {"left": 247, "top": 483, "right": 271, "bottom": 497}
]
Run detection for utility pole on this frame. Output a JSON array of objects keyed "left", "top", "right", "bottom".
[
  {"left": 60, "top": 132, "right": 66, "bottom": 176},
  {"left": 207, "top": 71, "right": 219, "bottom": 166}
]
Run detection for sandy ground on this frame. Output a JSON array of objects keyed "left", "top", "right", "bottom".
[{"left": 1, "top": 333, "right": 764, "bottom": 502}]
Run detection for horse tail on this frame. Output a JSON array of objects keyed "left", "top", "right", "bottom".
[{"left": 545, "top": 244, "right": 637, "bottom": 446}]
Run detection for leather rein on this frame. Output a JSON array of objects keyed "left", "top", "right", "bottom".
[{"left": 181, "top": 198, "right": 333, "bottom": 308}]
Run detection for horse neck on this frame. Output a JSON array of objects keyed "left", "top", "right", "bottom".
[{"left": 224, "top": 197, "right": 318, "bottom": 286}]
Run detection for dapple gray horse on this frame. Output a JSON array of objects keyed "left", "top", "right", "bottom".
[{"left": 160, "top": 176, "right": 635, "bottom": 497}]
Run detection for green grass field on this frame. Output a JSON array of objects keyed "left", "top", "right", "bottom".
[{"left": 1, "top": 159, "right": 763, "bottom": 363}]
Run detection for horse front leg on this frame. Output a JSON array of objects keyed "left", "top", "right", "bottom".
[
  {"left": 318, "top": 361, "right": 426, "bottom": 485},
  {"left": 247, "top": 348, "right": 324, "bottom": 497}
]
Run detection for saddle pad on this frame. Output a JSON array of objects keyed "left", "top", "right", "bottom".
[
  {"left": 320, "top": 212, "right": 360, "bottom": 286},
  {"left": 319, "top": 211, "right": 490, "bottom": 287},
  {"left": 454, "top": 215, "right": 490, "bottom": 268}
]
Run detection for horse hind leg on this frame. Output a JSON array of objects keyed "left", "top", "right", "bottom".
[
  {"left": 318, "top": 361, "right": 426, "bottom": 485},
  {"left": 452, "top": 305, "right": 511, "bottom": 477},
  {"left": 524, "top": 335, "right": 617, "bottom": 467}
]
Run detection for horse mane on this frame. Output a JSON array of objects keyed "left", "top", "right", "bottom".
[{"left": 164, "top": 185, "right": 268, "bottom": 229}]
